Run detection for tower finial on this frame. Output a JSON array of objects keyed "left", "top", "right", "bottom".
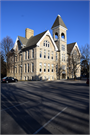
[{"left": 58, "top": 14, "right": 61, "bottom": 17}]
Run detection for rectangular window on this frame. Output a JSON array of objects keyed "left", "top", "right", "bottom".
[
  {"left": 25, "top": 51, "right": 27, "bottom": 60},
  {"left": 39, "top": 63, "right": 42, "bottom": 72},
  {"left": 25, "top": 64, "right": 26, "bottom": 73},
  {"left": 56, "top": 52, "right": 57, "bottom": 60},
  {"left": 48, "top": 64, "right": 50, "bottom": 72},
  {"left": 15, "top": 66, "right": 17, "bottom": 73},
  {"left": 64, "top": 54, "right": 65, "bottom": 61},
  {"left": 62, "top": 45, "right": 65, "bottom": 51},
  {"left": 27, "top": 63, "right": 29, "bottom": 73},
  {"left": 28, "top": 50, "right": 29, "bottom": 59},
  {"left": 62, "top": 65, "right": 66, "bottom": 70},
  {"left": 48, "top": 42, "right": 50, "bottom": 47},
  {"left": 62, "top": 54, "right": 63, "bottom": 61},
  {"left": 27, "top": 76, "right": 29, "bottom": 80},
  {"left": 44, "top": 63, "right": 46, "bottom": 72},
  {"left": 44, "top": 49, "right": 46, "bottom": 58},
  {"left": 40, "top": 48, "right": 42, "bottom": 58},
  {"left": 62, "top": 54, "right": 65, "bottom": 61},
  {"left": 46, "top": 41, "right": 47, "bottom": 47},
  {"left": 15, "top": 56, "right": 17, "bottom": 62},
  {"left": 51, "top": 51, "right": 53, "bottom": 59},
  {"left": 31, "top": 63, "right": 34, "bottom": 72},
  {"left": 52, "top": 64, "right": 54, "bottom": 72},
  {"left": 48, "top": 76, "right": 50, "bottom": 80},
  {"left": 32, "top": 49, "right": 34, "bottom": 58},
  {"left": 20, "top": 66, "right": 22, "bottom": 74},
  {"left": 24, "top": 76, "right": 26, "bottom": 80},
  {"left": 43, "top": 42, "right": 45, "bottom": 46},
  {"left": 48, "top": 50, "right": 50, "bottom": 59},
  {"left": 56, "top": 65, "right": 58, "bottom": 73},
  {"left": 12, "top": 66, "right": 13, "bottom": 73}
]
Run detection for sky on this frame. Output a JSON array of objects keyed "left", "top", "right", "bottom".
[{"left": 1, "top": 1, "right": 89, "bottom": 49}]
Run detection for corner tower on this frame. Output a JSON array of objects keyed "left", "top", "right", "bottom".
[{"left": 51, "top": 15, "right": 68, "bottom": 79}]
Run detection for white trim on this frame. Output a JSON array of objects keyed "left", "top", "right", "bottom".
[
  {"left": 36, "top": 30, "right": 58, "bottom": 51},
  {"left": 13, "top": 37, "right": 19, "bottom": 50},
  {"left": 61, "top": 38, "right": 66, "bottom": 43},
  {"left": 60, "top": 25, "right": 68, "bottom": 31},
  {"left": 58, "top": 14, "right": 61, "bottom": 17},
  {"left": 52, "top": 25, "right": 68, "bottom": 31},
  {"left": 21, "top": 44, "right": 26, "bottom": 48},
  {"left": 13, "top": 36, "right": 24, "bottom": 50},
  {"left": 71, "top": 42, "right": 81, "bottom": 56}
]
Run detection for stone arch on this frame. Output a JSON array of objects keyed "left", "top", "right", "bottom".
[
  {"left": 55, "top": 32, "right": 58, "bottom": 40},
  {"left": 61, "top": 33, "right": 65, "bottom": 39}
]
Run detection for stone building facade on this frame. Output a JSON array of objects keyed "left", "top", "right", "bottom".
[{"left": 7, "top": 15, "right": 81, "bottom": 80}]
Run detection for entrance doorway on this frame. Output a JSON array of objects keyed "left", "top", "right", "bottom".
[{"left": 62, "top": 74, "right": 66, "bottom": 79}]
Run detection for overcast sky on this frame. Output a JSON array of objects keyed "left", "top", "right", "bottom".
[{"left": 1, "top": 1, "right": 89, "bottom": 49}]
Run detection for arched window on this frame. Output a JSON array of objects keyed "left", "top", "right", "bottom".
[
  {"left": 55, "top": 32, "right": 58, "bottom": 40},
  {"left": 43, "top": 40, "right": 50, "bottom": 47},
  {"left": 61, "top": 33, "right": 65, "bottom": 39},
  {"left": 73, "top": 50, "right": 77, "bottom": 55}
]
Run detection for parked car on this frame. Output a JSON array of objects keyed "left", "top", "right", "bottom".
[
  {"left": 86, "top": 78, "right": 89, "bottom": 85},
  {"left": 1, "top": 77, "right": 18, "bottom": 83}
]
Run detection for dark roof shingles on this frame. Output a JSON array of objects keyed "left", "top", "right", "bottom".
[
  {"left": 18, "top": 30, "right": 47, "bottom": 49},
  {"left": 51, "top": 15, "right": 67, "bottom": 29},
  {"left": 25, "top": 30, "right": 47, "bottom": 48},
  {"left": 18, "top": 36, "right": 28, "bottom": 45},
  {"left": 67, "top": 42, "right": 76, "bottom": 53}
]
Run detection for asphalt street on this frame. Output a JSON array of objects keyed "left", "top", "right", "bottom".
[{"left": 1, "top": 80, "right": 89, "bottom": 134}]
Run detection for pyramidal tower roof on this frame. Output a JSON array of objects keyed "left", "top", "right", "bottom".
[{"left": 51, "top": 15, "right": 67, "bottom": 29}]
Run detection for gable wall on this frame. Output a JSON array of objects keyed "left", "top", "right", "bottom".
[{"left": 36, "top": 35, "right": 57, "bottom": 80}]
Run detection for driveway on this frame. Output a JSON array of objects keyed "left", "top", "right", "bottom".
[{"left": 1, "top": 80, "right": 89, "bottom": 134}]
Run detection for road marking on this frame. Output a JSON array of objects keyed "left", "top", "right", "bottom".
[
  {"left": 1, "top": 101, "right": 30, "bottom": 112},
  {"left": 33, "top": 107, "right": 67, "bottom": 134}
]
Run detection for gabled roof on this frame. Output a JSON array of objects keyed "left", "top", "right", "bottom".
[
  {"left": 17, "top": 30, "right": 58, "bottom": 51},
  {"left": 36, "top": 30, "right": 58, "bottom": 51},
  {"left": 18, "top": 36, "right": 28, "bottom": 45},
  {"left": 67, "top": 42, "right": 76, "bottom": 53},
  {"left": 51, "top": 15, "right": 67, "bottom": 29},
  {"left": 25, "top": 30, "right": 47, "bottom": 49}
]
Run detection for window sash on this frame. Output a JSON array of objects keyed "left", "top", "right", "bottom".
[
  {"left": 28, "top": 63, "right": 29, "bottom": 72},
  {"left": 62, "top": 45, "right": 65, "bottom": 51},
  {"left": 25, "top": 52, "right": 27, "bottom": 60},
  {"left": 40, "top": 63, "right": 42, "bottom": 72},
  {"left": 32, "top": 49, "right": 34, "bottom": 58},
  {"left": 44, "top": 64, "right": 46, "bottom": 72},
  {"left": 28, "top": 51, "right": 29, "bottom": 59},
  {"left": 32, "top": 63, "right": 34, "bottom": 72},
  {"left": 25, "top": 64, "right": 26, "bottom": 73}
]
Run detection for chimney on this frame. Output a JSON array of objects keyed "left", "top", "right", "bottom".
[{"left": 25, "top": 28, "right": 34, "bottom": 39}]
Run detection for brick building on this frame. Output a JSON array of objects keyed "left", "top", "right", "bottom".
[{"left": 7, "top": 15, "right": 81, "bottom": 80}]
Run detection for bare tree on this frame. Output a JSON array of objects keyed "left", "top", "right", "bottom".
[
  {"left": 80, "top": 44, "right": 90, "bottom": 78},
  {"left": 67, "top": 51, "right": 81, "bottom": 80},
  {"left": 1, "top": 36, "right": 14, "bottom": 73},
  {"left": 1, "top": 51, "right": 6, "bottom": 78},
  {"left": 68, "top": 44, "right": 90, "bottom": 80}
]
